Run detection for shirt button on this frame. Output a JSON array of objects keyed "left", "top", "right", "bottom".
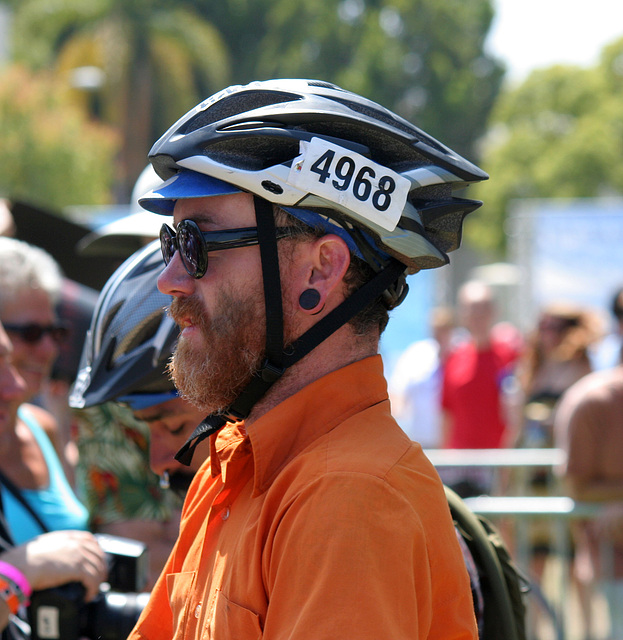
[
  {"left": 222, "top": 506, "right": 230, "bottom": 521},
  {"left": 195, "top": 604, "right": 202, "bottom": 618}
]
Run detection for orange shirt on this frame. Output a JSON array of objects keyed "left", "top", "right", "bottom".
[{"left": 129, "top": 355, "right": 477, "bottom": 639}]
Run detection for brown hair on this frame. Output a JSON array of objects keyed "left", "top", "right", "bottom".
[{"left": 519, "top": 302, "right": 602, "bottom": 393}]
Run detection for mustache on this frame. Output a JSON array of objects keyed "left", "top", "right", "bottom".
[{"left": 169, "top": 296, "right": 205, "bottom": 327}]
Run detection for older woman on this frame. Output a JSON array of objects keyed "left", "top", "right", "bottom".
[
  {"left": 0, "top": 238, "right": 88, "bottom": 544},
  {"left": 0, "top": 318, "right": 106, "bottom": 640}
]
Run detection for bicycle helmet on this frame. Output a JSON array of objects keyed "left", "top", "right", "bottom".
[
  {"left": 140, "top": 78, "right": 487, "bottom": 277},
  {"left": 69, "top": 240, "right": 179, "bottom": 411},
  {"left": 138, "top": 79, "right": 488, "bottom": 463}
]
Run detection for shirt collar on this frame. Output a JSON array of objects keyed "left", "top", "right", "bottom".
[
  {"left": 251, "top": 355, "right": 388, "bottom": 495},
  {"left": 208, "top": 355, "right": 388, "bottom": 494},
  {"left": 209, "top": 421, "right": 248, "bottom": 481}
]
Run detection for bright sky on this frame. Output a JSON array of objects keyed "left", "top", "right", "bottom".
[{"left": 486, "top": 0, "right": 623, "bottom": 83}]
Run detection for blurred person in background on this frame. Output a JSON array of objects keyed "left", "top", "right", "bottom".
[
  {"left": 0, "top": 318, "right": 106, "bottom": 640},
  {"left": 43, "top": 166, "right": 165, "bottom": 487},
  {"left": 440, "top": 280, "right": 521, "bottom": 497},
  {"left": 591, "top": 286, "right": 623, "bottom": 372},
  {"left": 389, "top": 306, "right": 457, "bottom": 448},
  {"left": 555, "top": 361, "right": 623, "bottom": 640},
  {"left": 512, "top": 303, "right": 600, "bottom": 630},
  {"left": 0, "top": 237, "right": 88, "bottom": 544},
  {"left": 69, "top": 241, "right": 205, "bottom": 588},
  {"left": 1, "top": 199, "right": 100, "bottom": 485},
  {"left": 0, "top": 238, "right": 65, "bottom": 427},
  {"left": 41, "top": 279, "right": 99, "bottom": 486},
  {"left": 516, "top": 302, "right": 600, "bottom": 451}
]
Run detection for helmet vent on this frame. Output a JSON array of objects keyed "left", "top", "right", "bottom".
[
  {"left": 100, "top": 300, "right": 124, "bottom": 355},
  {"left": 179, "top": 91, "right": 300, "bottom": 135},
  {"left": 328, "top": 96, "right": 447, "bottom": 153},
  {"left": 204, "top": 136, "right": 300, "bottom": 170},
  {"left": 113, "top": 309, "right": 162, "bottom": 364},
  {"left": 307, "top": 80, "right": 341, "bottom": 90}
]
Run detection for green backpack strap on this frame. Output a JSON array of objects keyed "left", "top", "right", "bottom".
[{"left": 445, "top": 486, "right": 529, "bottom": 640}]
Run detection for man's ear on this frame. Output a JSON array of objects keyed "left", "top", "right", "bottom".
[{"left": 297, "top": 234, "right": 351, "bottom": 315}]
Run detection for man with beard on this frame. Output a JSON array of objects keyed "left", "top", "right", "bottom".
[
  {"left": 69, "top": 241, "right": 205, "bottom": 586},
  {"left": 129, "top": 79, "right": 488, "bottom": 639}
]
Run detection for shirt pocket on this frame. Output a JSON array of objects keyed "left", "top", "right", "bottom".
[
  {"left": 166, "top": 570, "right": 197, "bottom": 639},
  {"left": 206, "top": 590, "right": 263, "bottom": 640}
]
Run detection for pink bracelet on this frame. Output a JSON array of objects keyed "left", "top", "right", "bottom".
[{"left": 0, "top": 560, "right": 32, "bottom": 598}]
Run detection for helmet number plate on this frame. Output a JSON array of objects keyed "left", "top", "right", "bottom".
[{"left": 289, "top": 138, "right": 409, "bottom": 232}]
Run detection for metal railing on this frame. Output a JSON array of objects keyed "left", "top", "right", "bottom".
[
  {"left": 426, "top": 448, "right": 613, "bottom": 640},
  {"left": 425, "top": 447, "right": 567, "bottom": 469}
]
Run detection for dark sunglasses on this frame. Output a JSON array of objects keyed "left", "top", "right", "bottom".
[
  {"left": 160, "top": 220, "right": 296, "bottom": 279},
  {"left": 3, "top": 323, "right": 69, "bottom": 345},
  {"left": 538, "top": 316, "right": 579, "bottom": 334}
]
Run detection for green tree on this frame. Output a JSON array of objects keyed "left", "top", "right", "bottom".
[
  {"left": 469, "top": 37, "right": 623, "bottom": 255},
  {"left": 6, "top": 0, "right": 501, "bottom": 200},
  {"left": 254, "top": 0, "right": 504, "bottom": 161},
  {"left": 9, "top": 0, "right": 230, "bottom": 199},
  {"left": 0, "top": 64, "right": 119, "bottom": 210},
  {"left": 190, "top": 0, "right": 503, "bottom": 162}
]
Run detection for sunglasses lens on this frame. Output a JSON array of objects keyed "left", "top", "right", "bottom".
[
  {"left": 159, "top": 221, "right": 210, "bottom": 278},
  {"left": 20, "top": 326, "right": 44, "bottom": 343},
  {"left": 178, "top": 225, "right": 198, "bottom": 276},
  {"left": 160, "top": 225, "right": 176, "bottom": 265},
  {"left": 178, "top": 222, "right": 208, "bottom": 278},
  {"left": 5, "top": 324, "right": 67, "bottom": 344}
]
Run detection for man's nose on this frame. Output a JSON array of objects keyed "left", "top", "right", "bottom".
[
  {"left": 0, "top": 363, "right": 27, "bottom": 400},
  {"left": 149, "top": 435, "right": 182, "bottom": 476},
  {"left": 157, "top": 250, "right": 195, "bottom": 298}
]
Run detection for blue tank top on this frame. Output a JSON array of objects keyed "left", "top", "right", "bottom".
[{"left": 1, "top": 406, "right": 89, "bottom": 544}]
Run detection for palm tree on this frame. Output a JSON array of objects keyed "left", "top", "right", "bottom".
[{"left": 10, "top": 0, "right": 231, "bottom": 199}]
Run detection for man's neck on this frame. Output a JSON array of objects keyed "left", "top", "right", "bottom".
[
  {"left": 470, "top": 330, "right": 492, "bottom": 350},
  {"left": 247, "top": 325, "right": 378, "bottom": 426}
]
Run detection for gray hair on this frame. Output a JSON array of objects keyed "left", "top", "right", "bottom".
[{"left": 0, "top": 237, "right": 63, "bottom": 312}]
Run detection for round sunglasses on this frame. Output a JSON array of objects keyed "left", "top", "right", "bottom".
[
  {"left": 160, "top": 220, "right": 296, "bottom": 279},
  {"left": 3, "top": 323, "right": 69, "bottom": 345}
]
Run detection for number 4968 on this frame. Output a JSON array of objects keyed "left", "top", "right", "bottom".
[{"left": 310, "top": 149, "right": 396, "bottom": 212}]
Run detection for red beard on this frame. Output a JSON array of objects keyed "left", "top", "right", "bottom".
[{"left": 168, "top": 292, "right": 266, "bottom": 414}]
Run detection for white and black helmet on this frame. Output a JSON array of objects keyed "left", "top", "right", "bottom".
[
  {"left": 69, "top": 241, "right": 178, "bottom": 411},
  {"left": 140, "top": 78, "right": 487, "bottom": 280},
  {"left": 138, "top": 79, "right": 488, "bottom": 463}
]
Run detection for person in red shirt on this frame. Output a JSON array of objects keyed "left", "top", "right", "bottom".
[
  {"left": 129, "top": 79, "right": 490, "bottom": 640},
  {"left": 441, "top": 280, "right": 521, "bottom": 496}
]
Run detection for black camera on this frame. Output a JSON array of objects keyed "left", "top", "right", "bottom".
[{"left": 28, "top": 534, "right": 150, "bottom": 640}]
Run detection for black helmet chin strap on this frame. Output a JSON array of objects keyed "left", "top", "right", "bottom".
[
  {"left": 175, "top": 196, "right": 406, "bottom": 466},
  {"left": 175, "top": 196, "right": 284, "bottom": 465}
]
